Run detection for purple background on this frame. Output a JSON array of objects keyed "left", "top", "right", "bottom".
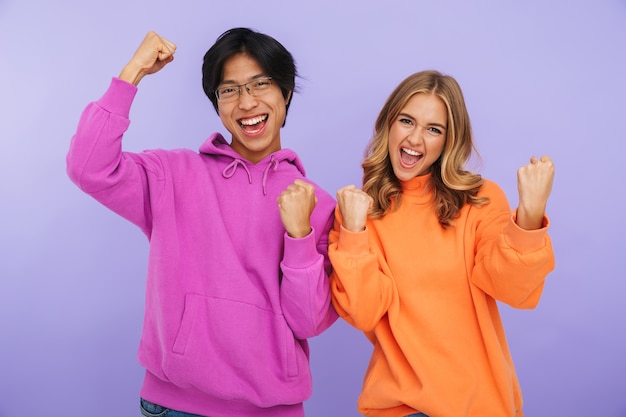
[{"left": 1, "top": 1, "right": 625, "bottom": 416}]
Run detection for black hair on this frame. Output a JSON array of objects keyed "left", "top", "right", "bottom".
[{"left": 202, "top": 28, "right": 297, "bottom": 123}]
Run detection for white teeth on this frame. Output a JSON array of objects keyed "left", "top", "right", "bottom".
[
  {"left": 240, "top": 115, "right": 267, "bottom": 126},
  {"left": 402, "top": 148, "right": 421, "bottom": 156}
]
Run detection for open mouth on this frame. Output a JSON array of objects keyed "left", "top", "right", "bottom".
[
  {"left": 400, "top": 147, "right": 423, "bottom": 166},
  {"left": 238, "top": 114, "right": 268, "bottom": 133}
]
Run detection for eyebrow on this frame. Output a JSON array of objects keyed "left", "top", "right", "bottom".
[{"left": 219, "top": 73, "right": 267, "bottom": 86}]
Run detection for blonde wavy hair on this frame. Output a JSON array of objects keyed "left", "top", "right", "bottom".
[{"left": 362, "top": 70, "right": 488, "bottom": 227}]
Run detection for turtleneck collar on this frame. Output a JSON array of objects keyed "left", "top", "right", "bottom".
[{"left": 400, "top": 172, "right": 433, "bottom": 204}]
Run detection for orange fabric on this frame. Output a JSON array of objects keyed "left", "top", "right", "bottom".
[{"left": 329, "top": 175, "right": 555, "bottom": 417}]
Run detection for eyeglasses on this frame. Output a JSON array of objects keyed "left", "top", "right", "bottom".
[{"left": 215, "top": 77, "right": 273, "bottom": 102}]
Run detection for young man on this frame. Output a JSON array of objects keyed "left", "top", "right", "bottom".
[{"left": 67, "top": 29, "right": 338, "bottom": 417}]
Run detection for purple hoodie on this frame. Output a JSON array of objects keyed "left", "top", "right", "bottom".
[{"left": 66, "top": 78, "right": 338, "bottom": 417}]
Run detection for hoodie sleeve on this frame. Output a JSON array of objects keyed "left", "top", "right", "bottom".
[
  {"left": 470, "top": 181, "right": 555, "bottom": 308},
  {"left": 66, "top": 77, "right": 164, "bottom": 236},
  {"left": 279, "top": 192, "right": 339, "bottom": 339}
]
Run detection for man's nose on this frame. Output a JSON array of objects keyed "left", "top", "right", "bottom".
[{"left": 238, "top": 87, "right": 258, "bottom": 108}]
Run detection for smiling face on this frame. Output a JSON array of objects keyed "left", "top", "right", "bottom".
[
  {"left": 388, "top": 93, "right": 448, "bottom": 181},
  {"left": 217, "top": 53, "right": 291, "bottom": 163}
]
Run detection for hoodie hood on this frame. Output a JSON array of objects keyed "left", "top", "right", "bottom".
[{"left": 199, "top": 133, "right": 307, "bottom": 195}]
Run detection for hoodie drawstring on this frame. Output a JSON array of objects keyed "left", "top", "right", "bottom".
[
  {"left": 262, "top": 155, "right": 279, "bottom": 196},
  {"left": 222, "top": 157, "right": 279, "bottom": 196},
  {"left": 222, "top": 159, "right": 252, "bottom": 184}
]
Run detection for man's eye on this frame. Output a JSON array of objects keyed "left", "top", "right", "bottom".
[
  {"left": 219, "top": 87, "right": 237, "bottom": 96},
  {"left": 255, "top": 80, "right": 271, "bottom": 88}
]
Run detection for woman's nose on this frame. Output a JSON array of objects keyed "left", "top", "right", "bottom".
[{"left": 408, "top": 126, "right": 424, "bottom": 144}]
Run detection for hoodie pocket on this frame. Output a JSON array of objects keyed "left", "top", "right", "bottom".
[{"left": 166, "top": 293, "right": 310, "bottom": 407}]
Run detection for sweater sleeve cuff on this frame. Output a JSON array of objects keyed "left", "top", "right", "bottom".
[
  {"left": 282, "top": 227, "right": 321, "bottom": 268},
  {"left": 97, "top": 77, "right": 138, "bottom": 118},
  {"left": 504, "top": 211, "right": 551, "bottom": 252},
  {"left": 337, "top": 225, "right": 370, "bottom": 255}
]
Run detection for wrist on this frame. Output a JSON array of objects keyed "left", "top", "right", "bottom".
[
  {"left": 287, "top": 227, "right": 312, "bottom": 239},
  {"left": 515, "top": 206, "right": 546, "bottom": 230},
  {"left": 119, "top": 64, "right": 145, "bottom": 86}
]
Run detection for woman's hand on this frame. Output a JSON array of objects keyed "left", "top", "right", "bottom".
[
  {"left": 336, "top": 185, "right": 372, "bottom": 233},
  {"left": 516, "top": 155, "right": 555, "bottom": 230}
]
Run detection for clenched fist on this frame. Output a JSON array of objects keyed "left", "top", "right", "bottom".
[
  {"left": 516, "top": 155, "right": 555, "bottom": 230},
  {"left": 277, "top": 179, "right": 317, "bottom": 238},
  {"left": 119, "top": 31, "right": 177, "bottom": 86},
  {"left": 336, "top": 185, "right": 373, "bottom": 233}
]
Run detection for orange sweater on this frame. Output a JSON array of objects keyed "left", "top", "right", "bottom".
[{"left": 329, "top": 175, "right": 555, "bottom": 417}]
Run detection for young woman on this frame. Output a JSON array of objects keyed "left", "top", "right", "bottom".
[
  {"left": 67, "top": 29, "right": 338, "bottom": 417},
  {"left": 329, "top": 70, "right": 555, "bottom": 417}
]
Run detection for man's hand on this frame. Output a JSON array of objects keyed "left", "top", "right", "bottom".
[
  {"left": 278, "top": 179, "right": 317, "bottom": 238},
  {"left": 119, "top": 31, "right": 177, "bottom": 86}
]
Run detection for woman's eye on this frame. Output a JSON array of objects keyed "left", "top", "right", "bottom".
[
  {"left": 398, "top": 118, "right": 412, "bottom": 125},
  {"left": 428, "top": 127, "right": 442, "bottom": 134}
]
